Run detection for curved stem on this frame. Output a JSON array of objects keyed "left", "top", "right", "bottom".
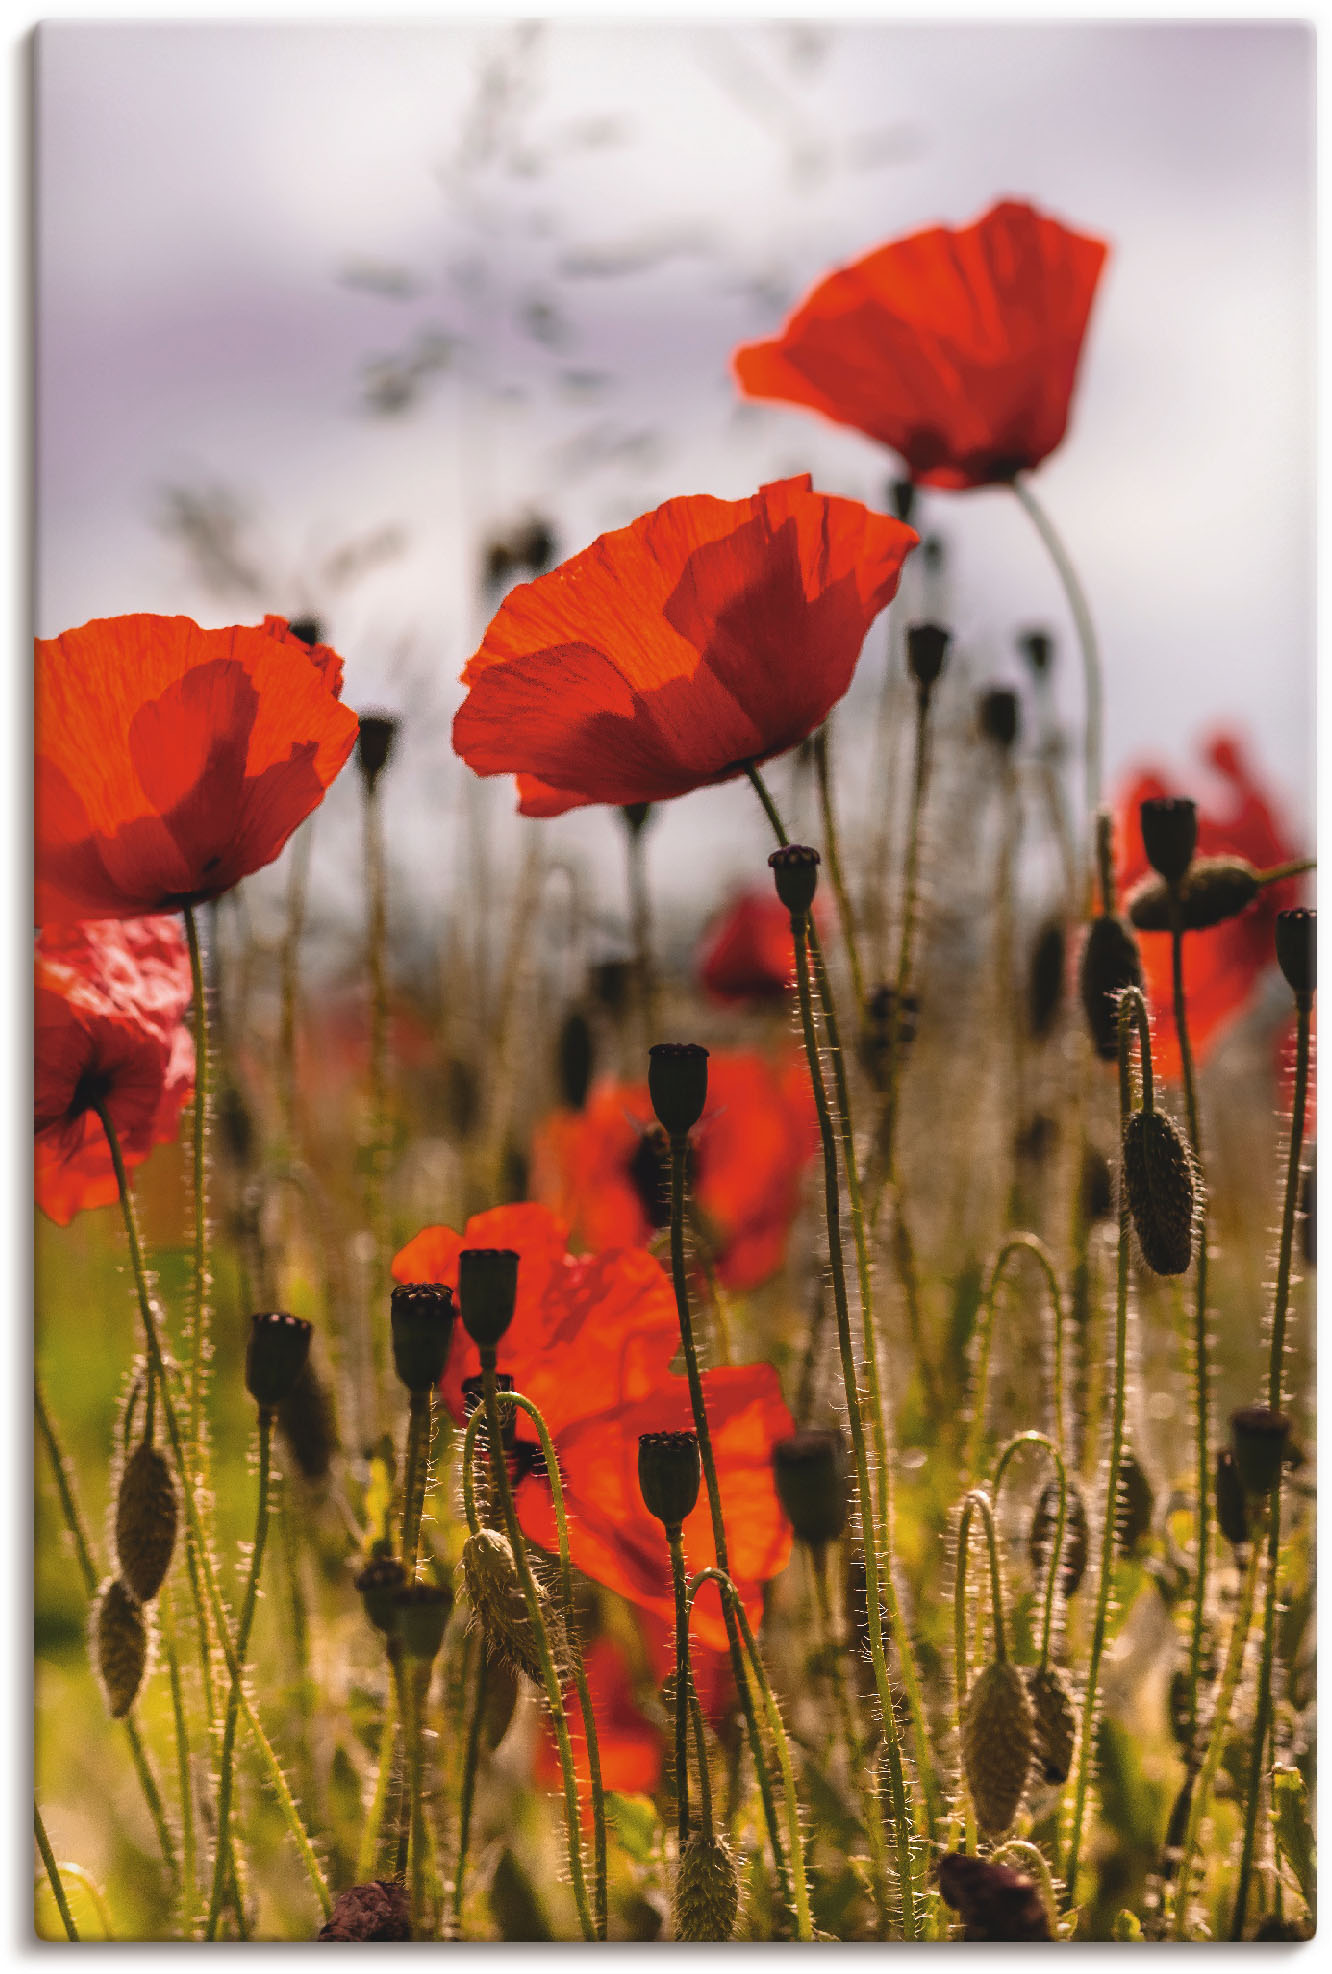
[
  {"left": 183, "top": 905, "right": 211, "bottom": 1511},
  {"left": 813, "top": 721, "right": 866, "bottom": 1020},
  {"left": 35, "top": 1806, "right": 79, "bottom": 1940},
  {"left": 991, "top": 1431, "right": 1069, "bottom": 1669},
  {"left": 1170, "top": 905, "right": 1210, "bottom": 1760},
  {"left": 668, "top": 1527, "right": 691, "bottom": 1845},
  {"left": 991, "top": 1839, "right": 1058, "bottom": 1932},
  {"left": 1012, "top": 476, "right": 1102, "bottom": 833},
  {"left": 967, "top": 1235, "right": 1067, "bottom": 1483}
]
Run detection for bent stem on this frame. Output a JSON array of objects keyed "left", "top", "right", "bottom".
[
  {"left": 991, "top": 1431, "right": 1069, "bottom": 1671},
  {"left": 35, "top": 1805, "right": 79, "bottom": 1941},
  {"left": 1012, "top": 476, "right": 1102, "bottom": 841},
  {"left": 967, "top": 1235, "right": 1067, "bottom": 1483}
]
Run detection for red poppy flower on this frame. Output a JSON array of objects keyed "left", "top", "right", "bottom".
[
  {"left": 1115, "top": 734, "right": 1308, "bottom": 1082},
  {"left": 35, "top": 915, "right": 195, "bottom": 1225},
  {"left": 451, "top": 476, "right": 916, "bottom": 817},
  {"left": 35, "top": 614, "right": 358, "bottom": 923},
  {"left": 535, "top": 1633, "right": 664, "bottom": 1801},
  {"left": 733, "top": 200, "right": 1108, "bottom": 490},
  {"left": 391, "top": 1204, "right": 794, "bottom": 1648},
  {"left": 697, "top": 888, "right": 827, "bottom": 1006},
  {"left": 531, "top": 1050, "right": 817, "bottom": 1292}
]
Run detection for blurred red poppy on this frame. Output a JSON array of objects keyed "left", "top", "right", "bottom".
[
  {"left": 451, "top": 476, "right": 916, "bottom": 817},
  {"left": 531, "top": 1050, "right": 817, "bottom": 1292},
  {"left": 734, "top": 200, "right": 1108, "bottom": 490},
  {"left": 391, "top": 1204, "right": 794, "bottom": 1648},
  {"left": 35, "top": 614, "right": 358, "bottom": 923},
  {"left": 697, "top": 888, "right": 826, "bottom": 1006},
  {"left": 1115, "top": 734, "right": 1308, "bottom": 1082},
  {"left": 35, "top": 915, "right": 195, "bottom": 1225},
  {"left": 535, "top": 1632, "right": 664, "bottom": 1801}
]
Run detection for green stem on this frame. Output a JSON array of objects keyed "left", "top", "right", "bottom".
[
  {"left": 406, "top": 1663, "right": 429, "bottom": 1935},
  {"left": 161, "top": 1588, "right": 198, "bottom": 1932},
  {"left": 278, "top": 818, "right": 314, "bottom": 1151},
  {"left": 452, "top": 1640, "right": 487, "bottom": 1933},
  {"left": 812, "top": 1547, "right": 892, "bottom": 1931},
  {"left": 624, "top": 809, "right": 659, "bottom": 1057},
  {"left": 401, "top": 1390, "right": 432, "bottom": 1581},
  {"left": 878, "top": 679, "right": 935, "bottom": 1195},
  {"left": 687, "top": 1683, "right": 714, "bottom": 1836},
  {"left": 813, "top": 721, "right": 867, "bottom": 1020},
  {"left": 1231, "top": 991, "right": 1312, "bottom": 1938},
  {"left": 1170, "top": 905, "right": 1210, "bottom": 1765},
  {"left": 205, "top": 1408, "right": 274, "bottom": 1939},
  {"left": 668, "top": 1526, "right": 691, "bottom": 1845},
  {"left": 967, "top": 1235, "right": 1067, "bottom": 1483},
  {"left": 183, "top": 904, "right": 211, "bottom": 1501},
  {"left": 1012, "top": 476, "right": 1102, "bottom": 833},
  {"left": 991, "top": 1432, "right": 1069, "bottom": 1669},
  {"left": 357, "top": 1671, "right": 400, "bottom": 1883},
  {"left": 35, "top": 1806, "right": 79, "bottom": 1940}
]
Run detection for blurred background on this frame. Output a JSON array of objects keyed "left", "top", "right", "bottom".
[{"left": 35, "top": 18, "right": 1315, "bottom": 965}]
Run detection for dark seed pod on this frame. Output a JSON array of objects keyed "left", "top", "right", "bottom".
[
  {"left": 556, "top": 1008, "right": 594, "bottom": 1111},
  {"left": 638, "top": 1430, "right": 701, "bottom": 1529},
  {"left": 1080, "top": 915, "right": 1143, "bottom": 1060},
  {"left": 673, "top": 1830, "right": 740, "bottom": 1942},
  {"left": 1275, "top": 907, "right": 1316, "bottom": 1002},
  {"left": 355, "top": 712, "right": 399, "bottom": 793},
  {"left": 392, "top": 1583, "right": 451, "bottom": 1663},
  {"left": 1027, "top": 919, "right": 1066, "bottom": 1040},
  {"left": 767, "top": 844, "right": 821, "bottom": 920},
  {"left": 1216, "top": 1448, "right": 1249, "bottom": 1548},
  {"left": 1139, "top": 796, "right": 1198, "bottom": 884},
  {"left": 962, "top": 1660, "right": 1036, "bottom": 1836},
  {"left": 906, "top": 621, "right": 950, "bottom": 695},
  {"left": 285, "top": 615, "right": 323, "bottom": 648},
  {"left": 1229, "top": 1405, "right": 1292, "bottom": 1498},
  {"left": 1123, "top": 1108, "right": 1196, "bottom": 1276},
  {"left": 1116, "top": 1448, "right": 1155, "bottom": 1553},
  {"left": 1127, "top": 856, "right": 1260, "bottom": 933},
  {"left": 647, "top": 1042, "right": 710, "bottom": 1138},
  {"left": 590, "top": 959, "right": 632, "bottom": 1016},
  {"left": 978, "top": 687, "right": 1020, "bottom": 749},
  {"left": 355, "top": 1555, "right": 409, "bottom": 1636},
  {"left": 1017, "top": 628, "right": 1054, "bottom": 677},
  {"left": 889, "top": 477, "right": 917, "bottom": 526},
  {"left": 316, "top": 1880, "right": 412, "bottom": 1943},
  {"left": 937, "top": 1852, "right": 1051, "bottom": 1942},
  {"left": 460, "top": 1527, "right": 567, "bottom": 1684},
  {"left": 772, "top": 1429, "right": 849, "bottom": 1549},
  {"left": 391, "top": 1282, "right": 455, "bottom": 1390},
  {"left": 94, "top": 1578, "right": 147, "bottom": 1719},
  {"left": 246, "top": 1311, "right": 314, "bottom": 1410},
  {"left": 458, "top": 1250, "right": 519, "bottom": 1352},
  {"left": 115, "top": 1442, "right": 178, "bottom": 1604},
  {"left": 1029, "top": 1479, "right": 1090, "bottom": 1598},
  {"left": 1025, "top": 1662, "right": 1077, "bottom": 1785}
]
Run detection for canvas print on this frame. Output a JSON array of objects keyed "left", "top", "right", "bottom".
[{"left": 33, "top": 19, "right": 1315, "bottom": 1943}]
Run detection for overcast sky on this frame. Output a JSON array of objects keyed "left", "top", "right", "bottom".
[{"left": 33, "top": 18, "right": 1315, "bottom": 950}]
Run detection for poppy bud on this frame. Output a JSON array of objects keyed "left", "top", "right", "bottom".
[
  {"left": 962, "top": 1660, "right": 1035, "bottom": 1836},
  {"left": 355, "top": 712, "right": 399, "bottom": 793},
  {"left": 772, "top": 1429, "right": 849, "bottom": 1548},
  {"left": 458, "top": 1250, "right": 519, "bottom": 1352},
  {"left": 1139, "top": 797, "right": 1197, "bottom": 884},
  {"left": 673, "top": 1829, "right": 739, "bottom": 1942},
  {"left": 647, "top": 1042, "right": 709, "bottom": 1138},
  {"left": 767, "top": 844, "right": 820, "bottom": 920},
  {"left": 937, "top": 1852, "right": 1051, "bottom": 1943},
  {"left": 114, "top": 1442, "right": 178, "bottom": 1605},
  {"left": 556, "top": 1007, "right": 594, "bottom": 1110},
  {"left": 1025, "top": 1661, "right": 1076, "bottom": 1785},
  {"left": 461, "top": 1371, "right": 517, "bottom": 1450},
  {"left": 638, "top": 1430, "right": 701, "bottom": 1529},
  {"left": 390, "top": 1282, "right": 455, "bottom": 1391},
  {"left": 1128, "top": 857, "right": 1260, "bottom": 934},
  {"left": 906, "top": 621, "right": 950, "bottom": 695},
  {"left": 392, "top": 1583, "right": 451, "bottom": 1662},
  {"left": 978, "top": 687, "right": 1019, "bottom": 749},
  {"left": 1029, "top": 1478, "right": 1090, "bottom": 1598},
  {"left": 1216, "top": 1448, "right": 1249, "bottom": 1549},
  {"left": 317, "top": 1880, "right": 412, "bottom": 1943},
  {"left": 286, "top": 615, "right": 324, "bottom": 648},
  {"left": 888, "top": 477, "right": 917, "bottom": 526},
  {"left": 1079, "top": 915, "right": 1143, "bottom": 1061},
  {"left": 1275, "top": 907, "right": 1316, "bottom": 1002},
  {"left": 1123, "top": 1108, "right": 1196, "bottom": 1276},
  {"left": 1116, "top": 1448, "right": 1155, "bottom": 1553},
  {"left": 245, "top": 1311, "right": 314, "bottom": 1411},
  {"left": 1229, "top": 1405, "right": 1292, "bottom": 1498},
  {"left": 460, "top": 1527, "right": 567, "bottom": 1684},
  {"left": 356, "top": 1554, "right": 408, "bottom": 1635},
  {"left": 591, "top": 959, "right": 632, "bottom": 1015},
  {"left": 94, "top": 1577, "right": 148, "bottom": 1719},
  {"left": 1027, "top": 919, "right": 1066, "bottom": 1040},
  {"left": 1017, "top": 628, "right": 1053, "bottom": 677}
]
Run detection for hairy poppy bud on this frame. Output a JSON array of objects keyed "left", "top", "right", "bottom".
[
  {"left": 1128, "top": 856, "right": 1261, "bottom": 933},
  {"left": 1025, "top": 1661, "right": 1077, "bottom": 1785},
  {"left": 1216, "top": 1448, "right": 1249, "bottom": 1549},
  {"left": 457, "top": 1251, "right": 518, "bottom": 1352},
  {"left": 1139, "top": 796, "right": 1197, "bottom": 884},
  {"left": 460, "top": 1527, "right": 567, "bottom": 1684},
  {"left": 889, "top": 477, "right": 917, "bottom": 525},
  {"left": 245, "top": 1311, "right": 314, "bottom": 1411},
  {"left": 1230, "top": 1405, "right": 1292, "bottom": 1498},
  {"left": 638, "top": 1431, "right": 701, "bottom": 1529},
  {"left": 94, "top": 1577, "right": 147, "bottom": 1719},
  {"left": 1116, "top": 1448, "right": 1155, "bottom": 1553},
  {"left": 937, "top": 1851, "right": 1051, "bottom": 1943},
  {"left": 356, "top": 1554, "right": 408, "bottom": 1635},
  {"left": 115, "top": 1442, "right": 178, "bottom": 1605},
  {"left": 390, "top": 1282, "right": 455, "bottom": 1390},
  {"left": 673, "top": 1830, "right": 739, "bottom": 1942},
  {"left": 392, "top": 1583, "right": 451, "bottom": 1662},
  {"left": 1028, "top": 919, "right": 1066, "bottom": 1040},
  {"left": 1017, "top": 628, "right": 1053, "bottom": 677},
  {"left": 1275, "top": 907, "right": 1316, "bottom": 1002},
  {"left": 317, "top": 1880, "right": 412, "bottom": 1943},
  {"left": 772, "top": 1429, "right": 849, "bottom": 1548},
  {"left": 647, "top": 1042, "right": 709, "bottom": 1138},
  {"left": 962, "top": 1660, "right": 1035, "bottom": 1836},
  {"left": 1029, "top": 1479, "right": 1090, "bottom": 1598},
  {"left": 978, "top": 686, "right": 1019, "bottom": 749},
  {"left": 1079, "top": 915, "right": 1143, "bottom": 1060},
  {"left": 767, "top": 844, "right": 820, "bottom": 920},
  {"left": 906, "top": 621, "right": 950, "bottom": 694},
  {"left": 557, "top": 1007, "right": 594, "bottom": 1110},
  {"left": 1123, "top": 1108, "right": 1196, "bottom": 1276},
  {"left": 355, "top": 711, "right": 399, "bottom": 793}
]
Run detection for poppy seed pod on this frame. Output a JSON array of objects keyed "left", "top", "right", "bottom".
[
  {"left": 1275, "top": 907, "right": 1316, "bottom": 1002},
  {"left": 245, "top": 1311, "right": 314, "bottom": 1411},
  {"left": 1018, "top": 628, "right": 1053, "bottom": 676},
  {"left": 647, "top": 1042, "right": 710, "bottom": 1138},
  {"left": 1123, "top": 1108, "right": 1196, "bottom": 1276},
  {"left": 637, "top": 1430, "right": 702, "bottom": 1529},
  {"left": 1028, "top": 919, "right": 1067, "bottom": 1040},
  {"left": 390, "top": 1281, "right": 456, "bottom": 1391},
  {"left": 767, "top": 844, "right": 821, "bottom": 920},
  {"left": 1216, "top": 1448, "right": 1249, "bottom": 1549},
  {"left": 285, "top": 615, "right": 324, "bottom": 648},
  {"left": 772, "top": 1429, "right": 849, "bottom": 1548},
  {"left": 355, "top": 1555, "right": 409, "bottom": 1636},
  {"left": 355, "top": 712, "right": 399, "bottom": 792},
  {"left": 114, "top": 1442, "right": 178, "bottom": 1605},
  {"left": 962, "top": 1659, "right": 1036, "bottom": 1836},
  {"left": 1139, "top": 796, "right": 1198, "bottom": 884},
  {"left": 317, "top": 1880, "right": 412, "bottom": 1943},
  {"left": 1029, "top": 1478, "right": 1090, "bottom": 1598},
  {"left": 937, "top": 1852, "right": 1051, "bottom": 1943},
  {"left": 1079, "top": 915, "right": 1143, "bottom": 1060},
  {"left": 1230, "top": 1405, "right": 1292, "bottom": 1498},
  {"left": 889, "top": 477, "right": 917, "bottom": 525},
  {"left": 906, "top": 621, "right": 950, "bottom": 694},
  {"left": 673, "top": 1830, "right": 740, "bottom": 1942},
  {"left": 1127, "top": 857, "right": 1260, "bottom": 934},
  {"left": 94, "top": 1577, "right": 148, "bottom": 1720},
  {"left": 458, "top": 1249, "right": 519, "bottom": 1352},
  {"left": 978, "top": 687, "right": 1020, "bottom": 749},
  {"left": 392, "top": 1583, "right": 451, "bottom": 1663},
  {"left": 1025, "top": 1662, "right": 1077, "bottom": 1786},
  {"left": 557, "top": 1007, "right": 594, "bottom": 1110}
]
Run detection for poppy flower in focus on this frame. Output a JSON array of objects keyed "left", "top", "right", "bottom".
[
  {"left": 451, "top": 476, "right": 916, "bottom": 817},
  {"left": 35, "top": 915, "right": 195, "bottom": 1225},
  {"left": 36, "top": 614, "right": 358, "bottom": 923},
  {"left": 733, "top": 200, "right": 1108, "bottom": 490},
  {"left": 697, "top": 888, "right": 826, "bottom": 1006},
  {"left": 391, "top": 1204, "right": 794, "bottom": 1647},
  {"left": 531, "top": 1050, "right": 817, "bottom": 1292},
  {"left": 1115, "top": 734, "right": 1308, "bottom": 1082}
]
